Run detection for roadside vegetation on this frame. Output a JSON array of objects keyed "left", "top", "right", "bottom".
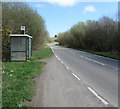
[
  {"left": 57, "top": 16, "right": 119, "bottom": 60},
  {"left": 30, "top": 45, "right": 53, "bottom": 61},
  {"left": 2, "top": 45, "right": 53, "bottom": 108},
  {"left": 2, "top": 61, "right": 45, "bottom": 108},
  {"left": 2, "top": 2, "right": 49, "bottom": 61},
  {"left": 1, "top": 2, "right": 52, "bottom": 108}
]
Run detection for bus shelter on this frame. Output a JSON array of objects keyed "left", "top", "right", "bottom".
[{"left": 10, "top": 34, "right": 33, "bottom": 62}]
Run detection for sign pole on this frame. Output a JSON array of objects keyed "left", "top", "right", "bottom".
[{"left": 20, "top": 26, "right": 25, "bottom": 34}]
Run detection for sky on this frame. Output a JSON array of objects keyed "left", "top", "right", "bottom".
[{"left": 27, "top": 1, "right": 118, "bottom": 37}]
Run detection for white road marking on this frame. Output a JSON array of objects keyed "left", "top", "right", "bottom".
[
  {"left": 55, "top": 55, "right": 58, "bottom": 58},
  {"left": 56, "top": 55, "right": 70, "bottom": 70},
  {"left": 53, "top": 51, "right": 64, "bottom": 65},
  {"left": 80, "top": 55, "right": 84, "bottom": 58},
  {"left": 87, "top": 87, "right": 109, "bottom": 105},
  {"left": 80, "top": 55, "right": 105, "bottom": 66},
  {"left": 79, "top": 50, "right": 118, "bottom": 62},
  {"left": 51, "top": 48, "right": 55, "bottom": 53},
  {"left": 72, "top": 73, "right": 80, "bottom": 80},
  {"left": 58, "top": 57, "right": 60, "bottom": 60},
  {"left": 61, "top": 61, "right": 64, "bottom": 64},
  {"left": 54, "top": 53, "right": 70, "bottom": 70},
  {"left": 65, "top": 66, "right": 69, "bottom": 70}
]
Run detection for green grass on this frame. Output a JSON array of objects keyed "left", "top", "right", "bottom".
[
  {"left": 2, "top": 61, "right": 45, "bottom": 108},
  {"left": 29, "top": 45, "right": 53, "bottom": 61},
  {"left": 2, "top": 45, "right": 54, "bottom": 108}
]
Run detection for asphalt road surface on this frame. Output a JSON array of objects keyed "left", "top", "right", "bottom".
[
  {"left": 49, "top": 44, "right": 118, "bottom": 107},
  {"left": 32, "top": 56, "right": 105, "bottom": 107}
]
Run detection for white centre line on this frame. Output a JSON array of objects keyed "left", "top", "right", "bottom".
[
  {"left": 80, "top": 55, "right": 84, "bottom": 58},
  {"left": 87, "top": 87, "right": 109, "bottom": 105},
  {"left": 80, "top": 55, "right": 105, "bottom": 66},
  {"left": 72, "top": 73, "right": 80, "bottom": 80}
]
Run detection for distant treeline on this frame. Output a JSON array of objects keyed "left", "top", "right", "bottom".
[
  {"left": 2, "top": 2, "right": 49, "bottom": 61},
  {"left": 57, "top": 16, "right": 119, "bottom": 54}
]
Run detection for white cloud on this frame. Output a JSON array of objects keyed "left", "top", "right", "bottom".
[
  {"left": 34, "top": 4, "right": 45, "bottom": 8},
  {"left": 47, "top": 0, "right": 78, "bottom": 6},
  {"left": 84, "top": 5, "right": 96, "bottom": 12}
]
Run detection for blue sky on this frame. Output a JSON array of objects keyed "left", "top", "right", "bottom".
[{"left": 27, "top": 2, "right": 118, "bottom": 37}]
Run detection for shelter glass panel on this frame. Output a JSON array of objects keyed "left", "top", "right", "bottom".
[
  {"left": 11, "top": 37, "right": 26, "bottom": 51},
  {"left": 11, "top": 52, "right": 26, "bottom": 61}
]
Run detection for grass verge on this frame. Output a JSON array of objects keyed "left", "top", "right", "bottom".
[
  {"left": 29, "top": 45, "right": 53, "bottom": 61},
  {"left": 2, "top": 45, "right": 53, "bottom": 108},
  {"left": 2, "top": 61, "right": 45, "bottom": 108}
]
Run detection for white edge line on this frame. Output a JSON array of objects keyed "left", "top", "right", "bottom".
[
  {"left": 61, "top": 61, "right": 64, "bottom": 64},
  {"left": 58, "top": 57, "right": 60, "bottom": 60},
  {"left": 55, "top": 55, "right": 58, "bottom": 58},
  {"left": 87, "top": 87, "right": 109, "bottom": 105},
  {"left": 65, "top": 66, "right": 69, "bottom": 70},
  {"left": 51, "top": 48, "right": 55, "bottom": 53},
  {"left": 54, "top": 54, "right": 64, "bottom": 65},
  {"left": 91, "top": 59, "right": 105, "bottom": 66},
  {"left": 51, "top": 48, "right": 61, "bottom": 62},
  {"left": 72, "top": 73, "right": 80, "bottom": 80}
]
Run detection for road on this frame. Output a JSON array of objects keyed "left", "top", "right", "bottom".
[
  {"left": 49, "top": 44, "right": 118, "bottom": 107},
  {"left": 31, "top": 56, "right": 105, "bottom": 107},
  {"left": 31, "top": 44, "right": 118, "bottom": 107}
]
